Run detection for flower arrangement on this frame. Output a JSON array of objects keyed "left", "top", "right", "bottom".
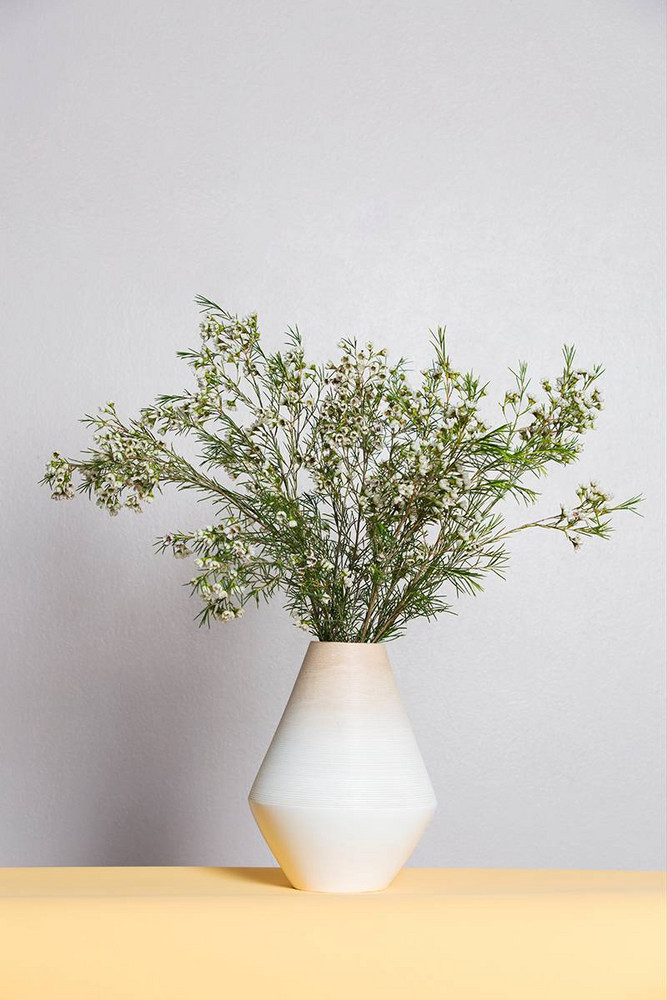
[{"left": 43, "top": 297, "right": 640, "bottom": 642}]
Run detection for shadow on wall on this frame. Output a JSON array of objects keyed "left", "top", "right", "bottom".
[{"left": 7, "top": 495, "right": 294, "bottom": 867}]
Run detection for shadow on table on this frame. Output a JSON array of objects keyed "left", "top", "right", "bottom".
[{"left": 213, "top": 867, "right": 292, "bottom": 889}]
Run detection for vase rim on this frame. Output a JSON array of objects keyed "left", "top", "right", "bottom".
[{"left": 308, "top": 640, "right": 385, "bottom": 647}]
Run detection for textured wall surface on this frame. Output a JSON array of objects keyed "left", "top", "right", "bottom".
[{"left": 1, "top": 0, "right": 665, "bottom": 869}]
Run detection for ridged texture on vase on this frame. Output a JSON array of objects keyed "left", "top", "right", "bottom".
[{"left": 248, "top": 641, "right": 437, "bottom": 892}]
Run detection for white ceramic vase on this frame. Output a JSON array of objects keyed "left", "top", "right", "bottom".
[{"left": 248, "top": 641, "right": 437, "bottom": 893}]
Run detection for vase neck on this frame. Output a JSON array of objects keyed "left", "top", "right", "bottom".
[{"left": 290, "top": 641, "right": 397, "bottom": 714}]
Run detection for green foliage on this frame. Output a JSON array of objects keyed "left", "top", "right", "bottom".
[{"left": 43, "top": 299, "right": 642, "bottom": 641}]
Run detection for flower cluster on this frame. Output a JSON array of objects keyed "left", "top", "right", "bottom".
[
  {"left": 555, "top": 481, "right": 615, "bottom": 549},
  {"left": 199, "top": 311, "right": 260, "bottom": 367},
  {"left": 518, "top": 349, "right": 604, "bottom": 456},
  {"left": 76, "top": 403, "right": 163, "bottom": 515},
  {"left": 44, "top": 453, "right": 75, "bottom": 500},
  {"left": 42, "top": 298, "right": 641, "bottom": 641}
]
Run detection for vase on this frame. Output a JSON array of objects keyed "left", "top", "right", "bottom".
[{"left": 248, "top": 641, "right": 437, "bottom": 892}]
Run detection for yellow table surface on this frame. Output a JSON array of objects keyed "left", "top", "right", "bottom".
[{"left": 0, "top": 867, "right": 664, "bottom": 999}]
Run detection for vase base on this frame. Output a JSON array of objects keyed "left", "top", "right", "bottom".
[{"left": 249, "top": 798, "right": 436, "bottom": 894}]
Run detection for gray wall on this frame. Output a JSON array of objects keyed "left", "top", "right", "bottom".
[{"left": 1, "top": 0, "right": 665, "bottom": 870}]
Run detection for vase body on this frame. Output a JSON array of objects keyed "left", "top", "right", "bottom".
[{"left": 248, "top": 641, "right": 437, "bottom": 892}]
